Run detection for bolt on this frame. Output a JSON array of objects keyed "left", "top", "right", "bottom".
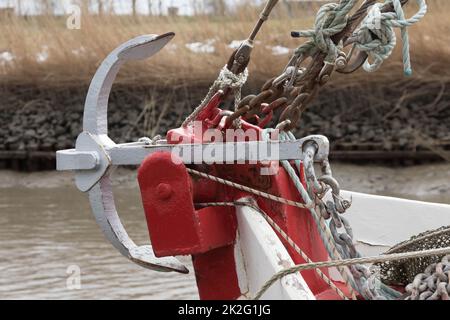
[
  {"left": 336, "top": 57, "right": 347, "bottom": 70},
  {"left": 156, "top": 183, "right": 173, "bottom": 200}
]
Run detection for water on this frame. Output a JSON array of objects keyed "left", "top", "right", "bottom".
[
  {"left": 1, "top": 163, "right": 449, "bottom": 300},
  {"left": 0, "top": 179, "right": 199, "bottom": 300}
]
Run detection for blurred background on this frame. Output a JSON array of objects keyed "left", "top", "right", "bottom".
[{"left": 0, "top": 0, "right": 449, "bottom": 300}]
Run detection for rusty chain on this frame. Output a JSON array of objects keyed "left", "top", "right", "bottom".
[{"left": 226, "top": 0, "right": 410, "bottom": 132}]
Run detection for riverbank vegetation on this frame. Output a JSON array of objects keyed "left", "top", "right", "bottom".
[{"left": 0, "top": 0, "right": 448, "bottom": 88}]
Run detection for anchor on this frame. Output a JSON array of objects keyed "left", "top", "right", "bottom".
[
  {"left": 56, "top": 32, "right": 331, "bottom": 277},
  {"left": 57, "top": 33, "right": 188, "bottom": 273}
]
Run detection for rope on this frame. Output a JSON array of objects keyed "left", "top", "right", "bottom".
[
  {"left": 354, "top": 0, "right": 427, "bottom": 75},
  {"left": 196, "top": 200, "right": 350, "bottom": 300},
  {"left": 278, "top": 132, "right": 403, "bottom": 300},
  {"left": 253, "top": 246, "right": 450, "bottom": 300},
  {"left": 292, "top": 0, "right": 358, "bottom": 63},
  {"left": 182, "top": 65, "right": 248, "bottom": 127},
  {"left": 186, "top": 168, "right": 314, "bottom": 210}
]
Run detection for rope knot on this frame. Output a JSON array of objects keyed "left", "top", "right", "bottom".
[
  {"left": 182, "top": 66, "right": 248, "bottom": 127},
  {"left": 218, "top": 65, "right": 249, "bottom": 90},
  {"left": 292, "top": 0, "right": 356, "bottom": 64},
  {"left": 354, "top": 0, "right": 427, "bottom": 75}
]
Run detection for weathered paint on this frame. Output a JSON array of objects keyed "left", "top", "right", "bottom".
[
  {"left": 83, "top": 34, "right": 175, "bottom": 136},
  {"left": 138, "top": 152, "right": 237, "bottom": 257},
  {"left": 136, "top": 91, "right": 343, "bottom": 300},
  {"left": 234, "top": 204, "right": 315, "bottom": 300},
  {"left": 88, "top": 175, "right": 188, "bottom": 273},
  {"left": 55, "top": 33, "right": 336, "bottom": 289}
]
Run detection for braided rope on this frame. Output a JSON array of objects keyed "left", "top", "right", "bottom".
[
  {"left": 188, "top": 153, "right": 445, "bottom": 300},
  {"left": 182, "top": 65, "right": 248, "bottom": 127},
  {"left": 187, "top": 131, "right": 356, "bottom": 299},
  {"left": 186, "top": 168, "right": 314, "bottom": 210},
  {"left": 278, "top": 132, "right": 403, "bottom": 300},
  {"left": 187, "top": 165, "right": 358, "bottom": 299},
  {"left": 355, "top": 0, "right": 427, "bottom": 75},
  {"left": 196, "top": 201, "right": 350, "bottom": 300}
]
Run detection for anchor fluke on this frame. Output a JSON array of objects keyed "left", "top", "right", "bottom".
[
  {"left": 130, "top": 246, "right": 189, "bottom": 274},
  {"left": 57, "top": 33, "right": 188, "bottom": 274}
]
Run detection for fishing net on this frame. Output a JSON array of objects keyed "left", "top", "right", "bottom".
[{"left": 378, "top": 226, "right": 450, "bottom": 286}]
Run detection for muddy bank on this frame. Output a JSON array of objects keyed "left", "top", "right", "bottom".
[
  {"left": 1, "top": 79, "right": 449, "bottom": 170},
  {"left": 2, "top": 162, "right": 450, "bottom": 204}
]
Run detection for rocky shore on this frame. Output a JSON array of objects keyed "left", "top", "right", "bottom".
[{"left": 1, "top": 81, "right": 449, "bottom": 170}]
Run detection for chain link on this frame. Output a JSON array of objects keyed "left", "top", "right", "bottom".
[
  {"left": 404, "top": 255, "right": 450, "bottom": 300},
  {"left": 220, "top": 0, "right": 413, "bottom": 132},
  {"left": 296, "top": 131, "right": 400, "bottom": 300}
]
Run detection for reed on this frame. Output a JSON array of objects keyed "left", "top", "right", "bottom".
[{"left": 0, "top": 0, "right": 448, "bottom": 89}]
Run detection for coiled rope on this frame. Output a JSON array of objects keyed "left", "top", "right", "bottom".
[{"left": 291, "top": 0, "right": 427, "bottom": 75}]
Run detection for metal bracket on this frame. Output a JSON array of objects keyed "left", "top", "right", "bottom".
[{"left": 301, "top": 135, "right": 330, "bottom": 162}]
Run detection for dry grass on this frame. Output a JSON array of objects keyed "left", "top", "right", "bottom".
[{"left": 0, "top": 0, "right": 449, "bottom": 88}]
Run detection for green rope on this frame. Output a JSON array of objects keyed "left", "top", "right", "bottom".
[
  {"left": 292, "top": 0, "right": 427, "bottom": 76},
  {"left": 354, "top": 0, "right": 428, "bottom": 76}
]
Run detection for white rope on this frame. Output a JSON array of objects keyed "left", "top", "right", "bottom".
[
  {"left": 292, "top": 0, "right": 357, "bottom": 63},
  {"left": 276, "top": 131, "right": 358, "bottom": 299},
  {"left": 182, "top": 65, "right": 248, "bottom": 127}
]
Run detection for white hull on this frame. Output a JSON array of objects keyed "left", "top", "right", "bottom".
[
  {"left": 342, "top": 191, "right": 450, "bottom": 256},
  {"left": 234, "top": 192, "right": 450, "bottom": 299}
]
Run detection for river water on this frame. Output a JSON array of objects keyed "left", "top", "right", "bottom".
[{"left": 1, "top": 163, "right": 449, "bottom": 300}]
